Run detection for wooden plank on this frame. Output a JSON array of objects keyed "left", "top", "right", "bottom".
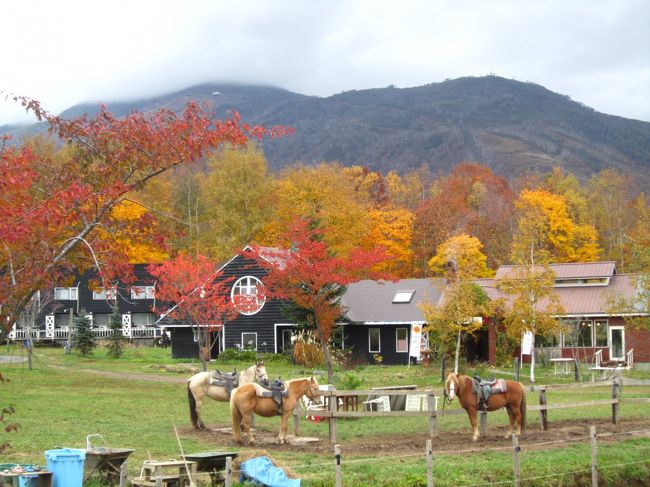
[
  {"left": 620, "top": 398, "right": 650, "bottom": 404},
  {"left": 322, "top": 389, "right": 436, "bottom": 397},
  {"left": 528, "top": 399, "right": 618, "bottom": 412}
]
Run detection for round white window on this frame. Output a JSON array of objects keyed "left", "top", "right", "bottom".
[{"left": 231, "top": 276, "right": 266, "bottom": 315}]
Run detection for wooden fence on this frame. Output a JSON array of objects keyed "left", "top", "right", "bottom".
[{"left": 293, "top": 379, "right": 650, "bottom": 443}]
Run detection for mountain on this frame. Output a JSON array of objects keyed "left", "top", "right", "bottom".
[{"left": 3, "top": 76, "right": 650, "bottom": 183}]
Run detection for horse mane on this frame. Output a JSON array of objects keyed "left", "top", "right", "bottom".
[{"left": 457, "top": 373, "right": 467, "bottom": 396}]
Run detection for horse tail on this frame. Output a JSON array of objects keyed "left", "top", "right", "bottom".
[
  {"left": 188, "top": 383, "right": 199, "bottom": 429},
  {"left": 520, "top": 385, "right": 527, "bottom": 434},
  {"left": 230, "top": 388, "right": 242, "bottom": 432}
]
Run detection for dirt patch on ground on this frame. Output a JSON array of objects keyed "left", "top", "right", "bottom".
[{"left": 180, "top": 416, "right": 650, "bottom": 457}]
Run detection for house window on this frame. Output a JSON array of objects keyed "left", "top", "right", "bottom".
[
  {"left": 54, "top": 287, "right": 77, "bottom": 300},
  {"left": 55, "top": 313, "right": 73, "bottom": 327},
  {"left": 595, "top": 320, "right": 608, "bottom": 347},
  {"left": 93, "top": 314, "right": 110, "bottom": 327},
  {"left": 132, "top": 313, "right": 154, "bottom": 326},
  {"left": 393, "top": 290, "right": 415, "bottom": 303},
  {"left": 231, "top": 276, "right": 265, "bottom": 315},
  {"left": 536, "top": 332, "right": 559, "bottom": 347},
  {"left": 396, "top": 328, "right": 408, "bottom": 353},
  {"left": 563, "top": 320, "right": 593, "bottom": 347},
  {"left": 241, "top": 332, "right": 258, "bottom": 351},
  {"left": 369, "top": 328, "right": 381, "bottom": 353},
  {"left": 93, "top": 288, "right": 117, "bottom": 300},
  {"left": 131, "top": 286, "right": 155, "bottom": 299}
]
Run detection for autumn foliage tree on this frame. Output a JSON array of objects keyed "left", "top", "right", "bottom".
[
  {"left": 421, "top": 234, "right": 491, "bottom": 372},
  {"left": 247, "top": 218, "right": 394, "bottom": 382},
  {"left": 0, "top": 97, "right": 287, "bottom": 333},
  {"left": 148, "top": 254, "right": 237, "bottom": 371}
]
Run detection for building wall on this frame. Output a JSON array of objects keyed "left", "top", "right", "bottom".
[
  {"left": 219, "top": 254, "right": 292, "bottom": 354},
  {"left": 344, "top": 324, "right": 412, "bottom": 365},
  {"left": 39, "top": 264, "right": 156, "bottom": 326}
]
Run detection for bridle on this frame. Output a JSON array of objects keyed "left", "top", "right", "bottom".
[
  {"left": 442, "top": 376, "right": 456, "bottom": 409},
  {"left": 255, "top": 364, "right": 269, "bottom": 383}
]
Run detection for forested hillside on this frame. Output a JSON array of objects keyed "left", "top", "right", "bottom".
[{"left": 3, "top": 76, "right": 649, "bottom": 183}]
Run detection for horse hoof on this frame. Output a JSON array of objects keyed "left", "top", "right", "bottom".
[{"left": 472, "top": 436, "right": 479, "bottom": 442}]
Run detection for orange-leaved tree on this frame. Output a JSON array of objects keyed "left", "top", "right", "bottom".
[
  {"left": 247, "top": 218, "right": 394, "bottom": 382},
  {"left": 0, "top": 97, "right": 290, "bottom": 334},
  {"left": 148, "top": 254, "right": 237, "bottom": 371}
]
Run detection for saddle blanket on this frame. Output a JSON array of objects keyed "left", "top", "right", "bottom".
[{"left": 472, "top": 378, "right": 508, "bottom": 397}]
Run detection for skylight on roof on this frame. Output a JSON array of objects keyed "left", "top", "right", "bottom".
[{"left": 393, "top": 290, "right": 415, "bottom": 303}]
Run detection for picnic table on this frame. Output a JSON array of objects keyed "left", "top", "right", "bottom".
[{"left": 550, "top": 357, "right": 574, "bottom": 374}]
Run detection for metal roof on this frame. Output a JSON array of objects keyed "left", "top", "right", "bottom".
[
  {"left": 495, "top": 261, "right": 617, "bottom": 280},
  {"left": 341, "top": 278, "right": 445, "bottom": 323},
  {"left": 477, "top": 273, "right": 639, "bottom": 316}
]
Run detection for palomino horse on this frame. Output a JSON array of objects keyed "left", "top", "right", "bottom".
[
  {"left": 230, "top": 376, "right": 320, "bottom": 445},
  {"left": 187, "top": 361, "right": 268, "bottom": 430},
  {"left": 445, "top": 372, "right": 526, "bottom": 441}
]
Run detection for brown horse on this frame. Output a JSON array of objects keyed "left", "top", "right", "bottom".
[
  {"left": 187, "top": 361, "right": 268, "bottom": 430},
  {"left": 230, "top": 376, "right": 320, "bottom": 445},
  {"left": 445, "top": 373, "right": 526, "bottom": 441}
]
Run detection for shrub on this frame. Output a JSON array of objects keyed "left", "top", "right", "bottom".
[
  {"left": 293, "top": 340, "right": 324, "bottom": 368},
  {"left": 218, "top": 349, "right": 257, "bottom": 362},
  {"left": 338, "top": 372, "right": 363, "bottom": 390}
]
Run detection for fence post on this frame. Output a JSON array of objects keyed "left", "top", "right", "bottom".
[
  {"left": 538, "top": 388, "right": 548, "bottom": 431},
  {"left": 612, "top": 380, "right": 620, "bottom": 425},
  {"left": 334, "top": 444, "right": 342, "bottom": 487},
  {"left": 479, "top": 411, "right": 487, "bottom": 437},
  {"left": 293, "top": 407, "right": 301, "bottom": 437},
  {"left": 329, "top": 391, "right": 338, "bottom": 444},
  {"left": 225, "top": 456, "right": 232, "bottom": 487},
  {"left": 119, "top": 461, "right": 127, "bottom": 487},
  {"left": 590, "top": 426, "right": 598, "bottom": 487},
  {"left": 426, "top": 439, "right": 433, "bottom": 487},
  {"left": 512, "top": 434, "right": 521, "bottom": 487},
  {"left": 514, "top": 357, "right": 520, "bottom": 382},
  {"left": 427, "top": 393, "right": 437, "bottom": 437},
  {"left": 441, "top": 356, "right": 447, "bottom": 383}
]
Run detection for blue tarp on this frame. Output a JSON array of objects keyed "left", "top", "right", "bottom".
[{"left": 240, "top": 456, "right": 301, "bottom": 487}]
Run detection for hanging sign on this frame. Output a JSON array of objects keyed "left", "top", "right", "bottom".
[{"left": 410, "top": 323, "right": 423, "bottom": 359}]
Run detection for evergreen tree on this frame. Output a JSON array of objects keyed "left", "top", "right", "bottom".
[
  {"left": 107, "top": 306, "right": 124, "bottom": 358},
  {"left": 73, "top": 310, "right": 95, "bottom": 357}
]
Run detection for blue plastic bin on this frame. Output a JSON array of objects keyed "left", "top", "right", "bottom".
[
  {"left": 18, "top": 474, "right": 38, "bottom": 487},
  {"left": 44, "top": 448, "right": 85, "bottom": 487}
]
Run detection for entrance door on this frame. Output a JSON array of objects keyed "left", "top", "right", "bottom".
[
  {"left": 609, "top": 326, "right": 625, "bottom": 361},
  {"left": 281, "top": 329, "right": 293, "bottom": 353}
]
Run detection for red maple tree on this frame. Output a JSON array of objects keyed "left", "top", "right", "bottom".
[
  {"left": 148, "top": 254, "right": 236, "bottom": 370},
  {"left": 247, "top": 218, "right": 394, "bottom": 381},
  {"left": 0, "top": 97, "right": 290, "bottom": 333}
]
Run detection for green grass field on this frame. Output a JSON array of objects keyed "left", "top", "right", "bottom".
[{"left": 1, "top": 343, "right": 649, "bottom": 486}]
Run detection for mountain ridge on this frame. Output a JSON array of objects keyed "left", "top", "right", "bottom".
[{"left": 3, "top": 76, "right": 649, "bottom": 183}]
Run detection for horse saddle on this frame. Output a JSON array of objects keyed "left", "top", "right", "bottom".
[
  {"left": 209, "top": 369, "right": 239, "bottom": 396},
  {"left": 472, "top": 376, "right": 507, "bottom": 411},
  {"left": 258, "top": 379, "right": 289, "bottom": 413}
]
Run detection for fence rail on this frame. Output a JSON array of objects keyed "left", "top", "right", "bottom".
[{"left": 294, "top": 379, "right": 649, "bottom": 443}]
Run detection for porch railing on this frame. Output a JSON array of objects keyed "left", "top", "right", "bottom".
[{"left": 10, "top": 326, "right": 162, "bottom": 341}]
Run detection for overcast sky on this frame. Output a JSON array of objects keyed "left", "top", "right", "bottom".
[{"left": 1, "top": 0, "right": 649, "bottom": 125}]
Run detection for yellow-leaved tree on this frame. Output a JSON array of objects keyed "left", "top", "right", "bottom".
[
  {"left": 105, "top": 200, "right": 169, "bottom": 263},
  {"left": 362, "top": 207, "right": 415, "bottom": 276},
  {"left": 260, "top": 163, "right": 369, "bottom": 256},
  {"left": 513, "top": 189, "right": 601, "bottom": 263},
  {"left": 420, "top": 234, "right": 491, "bottom": 373},
  {"left": 427, "top": 234, "right": 494, "bottom": 279}
]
